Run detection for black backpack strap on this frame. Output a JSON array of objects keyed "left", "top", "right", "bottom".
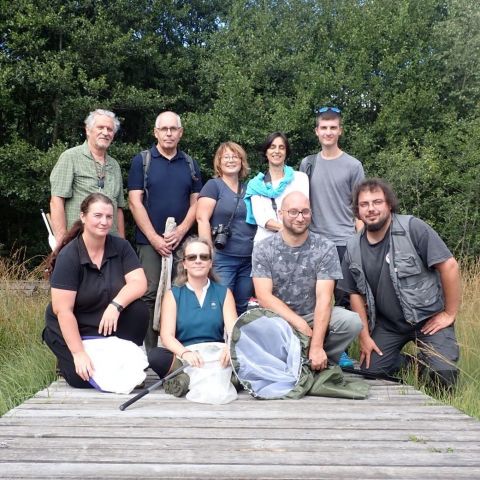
[
  {"left": 142, "top": 150, "right": 198, "bottom": 205},
  {"left": 184, "top": 153, "right": 199, "bottom": 182},
  {"left": 141, "top": 149, "right": 151, "bottom": 204}
]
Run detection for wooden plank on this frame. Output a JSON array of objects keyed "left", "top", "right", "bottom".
[
  {"left": 2, "top": 425, "right": 480, "bottom": 441},
  {"left": 0, "top": 436, "right": 478, "bottom": 454},
  {"left": 1, "top": 376, "right": 479, "bottom": 479},
  {"left": 1, "top": 463, "right": 479, "bottom": 480},
  {"left": 0, "top": 445, "right": 479, "bottom": 466}
]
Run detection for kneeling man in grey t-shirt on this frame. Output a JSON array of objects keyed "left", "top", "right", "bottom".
[{"left": 251, "top": 192, "right": 362, "bottom": 370}]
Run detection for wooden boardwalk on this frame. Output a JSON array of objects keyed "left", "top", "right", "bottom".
[{"left": 1, "top": 372, "right": 479, "bottom": 479}]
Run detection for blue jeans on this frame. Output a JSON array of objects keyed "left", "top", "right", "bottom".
[{"left": 213, "top": 252, "right": 253, "bottom": 316}]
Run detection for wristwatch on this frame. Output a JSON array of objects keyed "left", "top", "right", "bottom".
[{"left": 110, "top": 300, "right": 124, "bottom": 313}]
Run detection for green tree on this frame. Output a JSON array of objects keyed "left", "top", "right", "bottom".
[{"left": 0, "top": 0, "right": 478, "bottom": 260}]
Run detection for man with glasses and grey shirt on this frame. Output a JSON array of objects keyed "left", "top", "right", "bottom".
[
  {"left": 50, "top": 109, "right": 125, "bottom": 244},
  {"left": 252, "top": 191, "right": 362, "bottom": 370},
  {"left": 128, "top": 111, "right": 202, "bottom": 352}
]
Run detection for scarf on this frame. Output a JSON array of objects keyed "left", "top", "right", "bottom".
[{"left": 244, "top": 165, "right": 295, "bottom": 225}]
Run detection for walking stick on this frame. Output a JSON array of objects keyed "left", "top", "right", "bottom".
[
  {"left": 119, "top": 363, "right": 188, "bottom": 411},
  {"left": 40, "top": 209, "right": 57, "bottom": 251},
  {"left": 340, "top": 366, "right": 403, "bottom": 383},
  {"left": 314, "top": 359, "right": 403, "bottom": 384}
]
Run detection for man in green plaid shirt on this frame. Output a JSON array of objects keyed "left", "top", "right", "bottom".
[{"left": 49, "top": 109, "right": 125, "bottom": 243}]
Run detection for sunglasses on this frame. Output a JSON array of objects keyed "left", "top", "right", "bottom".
[
  {"left": 184, "top": 253, "right": 211, "bottom": 262},
  {"left": 315, "top": 106, "right": 341, "bottom": 114}
]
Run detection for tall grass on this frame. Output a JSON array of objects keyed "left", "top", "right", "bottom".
[
  {"left": 424, "top": 259, "right": 480, "bottom": 418},
  {"left": 349, "top": 259, "right": 480, "bottom": 419},
  {"left": 0, "top": 252, "right": 56, "bottom": 417}
]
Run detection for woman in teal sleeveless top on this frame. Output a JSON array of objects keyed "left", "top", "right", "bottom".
[{"left": 147, "top": 237, "right": 238, "bottom": 395}]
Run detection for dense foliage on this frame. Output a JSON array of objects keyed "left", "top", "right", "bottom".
[{"left": 1, "top": 0, "right": 478, "bottom": 260}]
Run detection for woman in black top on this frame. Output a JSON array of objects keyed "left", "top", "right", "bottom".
[{"left": 43, "top": 193, "right": 148, "bottom": 388}]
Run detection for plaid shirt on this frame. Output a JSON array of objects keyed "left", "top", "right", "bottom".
[{"left": 50, "top": 142, "right": 125, "bottom": 233}]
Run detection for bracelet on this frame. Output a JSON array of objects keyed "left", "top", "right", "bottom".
[
  {"left": 180, "top": 350, "right": 192, "bottom": 359},
  {"left": 110, "top": 300, "right": 124, "bottom": 312}
]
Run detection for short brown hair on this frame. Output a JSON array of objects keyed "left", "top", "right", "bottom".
[
  {"left": 315, "top": 111, "right": 342, "bottom": 128},
  {"left": 213, "top": 142, "right": 249, "bottom": 179}
]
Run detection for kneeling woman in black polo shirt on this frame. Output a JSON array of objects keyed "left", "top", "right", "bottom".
[{"left": 43, "top": 193, "right": 149, "bottom": 388}]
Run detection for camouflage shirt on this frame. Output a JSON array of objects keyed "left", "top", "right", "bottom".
[{"left": 251, "top": 232, "right": 342, "bottom": 316}]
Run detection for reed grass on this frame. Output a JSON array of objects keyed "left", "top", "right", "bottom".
[
  {"left": 0, "top": 251, "right": 56, "bottom": 417},
  {"left": 349, "top": 259, "right": 480, "bottom": 418}
]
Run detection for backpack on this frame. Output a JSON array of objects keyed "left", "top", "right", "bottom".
[
  {"left": 140, "top": 149, "right": 199, "bottom": 203},
  {"left": 300, "top": 154, "right": 317, "bottom": 183}
]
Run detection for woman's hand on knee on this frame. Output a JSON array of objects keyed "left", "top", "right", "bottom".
[{"left": 98, "top": 304, "right": 120, "bottom": 336}]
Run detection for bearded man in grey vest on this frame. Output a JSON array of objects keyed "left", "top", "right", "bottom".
[{"left": 339, "top": 178, "right": 460, "bottom": 388}]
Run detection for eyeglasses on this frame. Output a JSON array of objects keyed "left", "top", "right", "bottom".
[
  {"left": 315, "top": 106, "right": 341, "bottom": 114},
  {"left": 222, "top": 155, "right": 240, "bottom": 161},
  {"left": 283, "top": 208, "right": 312, "bottom": 218},
  {"left": 184, "top": 253, "right": 211, "bottom": 262},
  {"left": 156, "top": 126, "right": 181, "bottom": 134},
  {"left": 358, "top": 199, "right": 386, "bottom": 209}
]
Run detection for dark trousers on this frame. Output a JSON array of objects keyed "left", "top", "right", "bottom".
[
  {"left": 43, "top": 299, "right": 149, "bottom": 389},
  {"left": 361, "top": 322, "right": 459, "bottom": 387},
  {"left": 334, "top": 245, "right": 350, "bottom": 308},
  {"left": 148, "top": 347, "right": 176, "bottom": 379}
]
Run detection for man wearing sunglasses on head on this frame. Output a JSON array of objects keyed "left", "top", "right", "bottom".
[
  {"left": 300, "top": 107, "right": 365, "bottom": 368},
  {"left": 252, "top": 192, "right": 362, "bottom": 371},
  {"left": 300, "top": 107, "right": 364, "bottom": 305}
]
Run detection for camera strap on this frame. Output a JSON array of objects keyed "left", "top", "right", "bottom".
[{"left": 224, "top": 182, "right": 244, "bottom": 230}]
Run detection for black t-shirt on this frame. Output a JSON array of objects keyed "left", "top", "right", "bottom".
[
  {"left": 45, "top": 235, "right": 141, "bottom": 338},
  {"left": 340, "top": 217, "right": 452, "bottom": 331},
  {"left": 359, "top": 232, "right": 409, "bottom": 332}
]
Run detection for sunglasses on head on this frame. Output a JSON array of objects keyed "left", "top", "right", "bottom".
[
  {"left": 184, "top": 253, "right": 211, "bottom": 262},
  {"left": 315, "top": 106, "right": 341, "bottom": 114}
]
